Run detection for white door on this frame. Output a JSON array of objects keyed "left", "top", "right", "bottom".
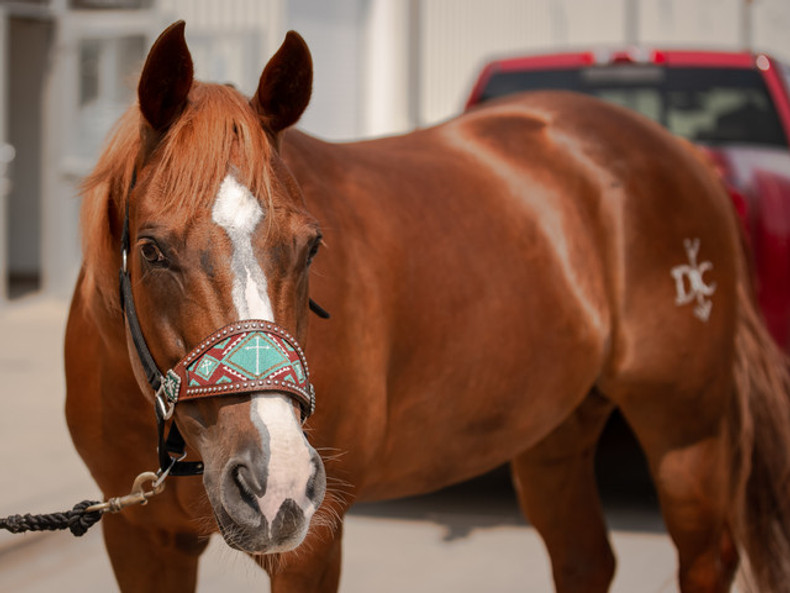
[{"left": 47, "top": 12, "right": 156, "bottom": 299}]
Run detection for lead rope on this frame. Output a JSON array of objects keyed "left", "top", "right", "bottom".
[
  {"left": 0, "top": 500, "right": 102, "bottom": 537},
  {"left": 0, "top": 467, "right": 173, "bottom": 537}
]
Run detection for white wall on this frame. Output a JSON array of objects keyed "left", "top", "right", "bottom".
[
  {"left": 417, "top": 0, "right": 629, "bottom": 125},
  {"left": 639, "top": 0, "right": 742, "bottom": 48},
  {"left": 159, "top": 0, "right": 283, "bottom": 96},
  {"left": 753, "top": 0, "right": 790, "bottom": 62},
  {"left": 285, "top": 0, "right": 367, "bottom": 141}
]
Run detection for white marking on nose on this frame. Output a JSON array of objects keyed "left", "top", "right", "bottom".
[
  {"left": 212, "top": 173, "right": 315, "bottom": 530},
  {"left": 212, "top": 174, "right": 273, "bottom": 320},
  {"left": 252, "top": 396, "right": 315, "bottom": 526}
]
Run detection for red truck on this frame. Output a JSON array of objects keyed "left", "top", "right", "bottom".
[{"left": 467, "top": 48, "right": 790, "bottom": 351}]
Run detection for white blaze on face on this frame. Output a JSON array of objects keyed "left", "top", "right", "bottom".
[
  {"left": 212, "top": 174, "right": 316, "bottom": 529},
  {"left": 212, "top": 175, "right": 272, "bottom": 320}
]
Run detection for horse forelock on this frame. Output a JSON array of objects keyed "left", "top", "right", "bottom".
[{"left": 80, "top": 82, "right": 274, "bottom": 314}]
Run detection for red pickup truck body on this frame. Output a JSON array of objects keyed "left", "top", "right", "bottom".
[{"left": 466, "top": 48, "right": 790, "bottom": 350}]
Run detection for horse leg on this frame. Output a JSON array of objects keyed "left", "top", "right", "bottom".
[
  {"left": 618, "top": 384, "right": 739, "bottom": 593},
  {"left": 511, "top": 390, "right": 616, "bottom": 593},
  {"left": 102, "top": 512, "right": 208, "bottom": 593},
  {"left": 264, "top": 521, "right": 344, "bottom": 593}
]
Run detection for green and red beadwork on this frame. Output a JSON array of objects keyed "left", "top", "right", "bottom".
[{"left": 164, "top": 320, "right": 315, "bottom": 418}]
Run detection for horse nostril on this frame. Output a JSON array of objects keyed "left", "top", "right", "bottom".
[
  {"left": 220, "top": 456, "right": 267, "bottom": 529},
  {"left": 233, "top": 464, "right": 259, "bottom": 502},
  {"left": 305, "top": 449, "right": 326, "bottom": 504}
]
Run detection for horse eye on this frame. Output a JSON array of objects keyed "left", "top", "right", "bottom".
[
  {"left": 140, "top": 241, "right": 166, "bottom": 266},
  {"left": 307, "top": 239, "right": 321, "bottom": 266}
]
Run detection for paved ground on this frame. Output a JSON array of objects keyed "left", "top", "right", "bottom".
[{"left": 0, "top": 297, "right": 686, "bottom": 592}]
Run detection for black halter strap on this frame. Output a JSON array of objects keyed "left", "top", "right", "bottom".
[{"left": 119, "top": 170, "right": 204, "bottom": 476}]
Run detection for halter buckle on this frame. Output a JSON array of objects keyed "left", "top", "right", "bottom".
[{"left": 155, "top": 385, "right": 175, "bottom": 420}]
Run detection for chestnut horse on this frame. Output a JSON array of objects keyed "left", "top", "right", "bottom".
[{"left": 66, "top": 21, "right": 790, "bottom": 593}]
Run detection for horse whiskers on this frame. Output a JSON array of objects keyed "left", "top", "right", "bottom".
[
  {"left": 310, "top": 488, "right": 349, "bottom": 535},
  {"left": 313, "top": 447, "right": 350, "bottom": 470},
  {"left": 206, "top": 530, "right": 263, "bottom": 575},
  {"left": 310, "top": 510, "right": 341, "bottom": 535},
  {"left": 319, "top": 454, "right": 349, "bottom": 468},
  {"left": 324, "top": 475, "right": 354, "bottom": 497},
  {"left": 190, "top": 511, "right": 220, "bottom": 537},
  {"left": 314, "top": 445, "right": 347, "bottom": 457},
  {"left": 221, "top": 548, "right": 267, "bottom": 583},
  {"left": 214, "top": 523, "right": 246, "bottom": 552},
  {"left": 254, "top": 550, "right": 285, "bottom": 576},
  {"left": 257, "top": 520, "right": 334, "bottom": 577}
]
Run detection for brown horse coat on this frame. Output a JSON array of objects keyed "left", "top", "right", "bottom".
[{"left": 292, "top": 90, "right": 737, "bottom": 493}]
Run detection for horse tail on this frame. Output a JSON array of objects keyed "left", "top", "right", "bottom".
[{"left": 730, "top": 256, "right": 790, "bottom": 591}]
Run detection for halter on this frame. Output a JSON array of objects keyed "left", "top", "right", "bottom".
[{"left": 119, "top": 171, "right": 319, "bottom": 477}]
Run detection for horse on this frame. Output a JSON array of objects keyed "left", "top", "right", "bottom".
[{"left": 65, "top": 21, "right": 790, "bottom": 593}]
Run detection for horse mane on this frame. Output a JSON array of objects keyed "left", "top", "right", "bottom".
[{"left": 80, "top": 82, "right": 273, "bottom": 314}]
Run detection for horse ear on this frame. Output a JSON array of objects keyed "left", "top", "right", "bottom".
[
  {"left": 138, "top": 21, "right": 193, "bottom": 133},
  {"left": 253, "top": 31, "right": 312, "bottom": 134}
]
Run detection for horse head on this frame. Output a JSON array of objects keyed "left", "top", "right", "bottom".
[{"left": 119, "top": 21, "right": 325, "bottom": 554}]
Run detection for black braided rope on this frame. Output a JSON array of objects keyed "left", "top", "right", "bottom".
[{"left": 0, "top": 500, "right": 103, "bottom": 537}]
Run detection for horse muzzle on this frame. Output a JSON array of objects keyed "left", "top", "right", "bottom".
[
  {"left": 201, "top": 394, "right": 326, "bottom": 554},
  {"left": 162, "top": 322, "right": 324, "bottom": 553}
]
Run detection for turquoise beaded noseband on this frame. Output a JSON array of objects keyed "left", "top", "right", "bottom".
[{"left": 161, "top": 319, "right": 315, "bottom": 418}]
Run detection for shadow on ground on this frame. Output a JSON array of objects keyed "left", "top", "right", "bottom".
[{"left": 350, "top": 412, "right": 664, "bottom": 540}]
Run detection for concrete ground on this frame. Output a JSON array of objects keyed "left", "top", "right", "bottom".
[{"left": 0, "top": 297, "right": 685, "bottom": 592}]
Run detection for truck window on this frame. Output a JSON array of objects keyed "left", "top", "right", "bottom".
[{"left": 480, "top": 66, "right": 787, "bottom": 148}]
